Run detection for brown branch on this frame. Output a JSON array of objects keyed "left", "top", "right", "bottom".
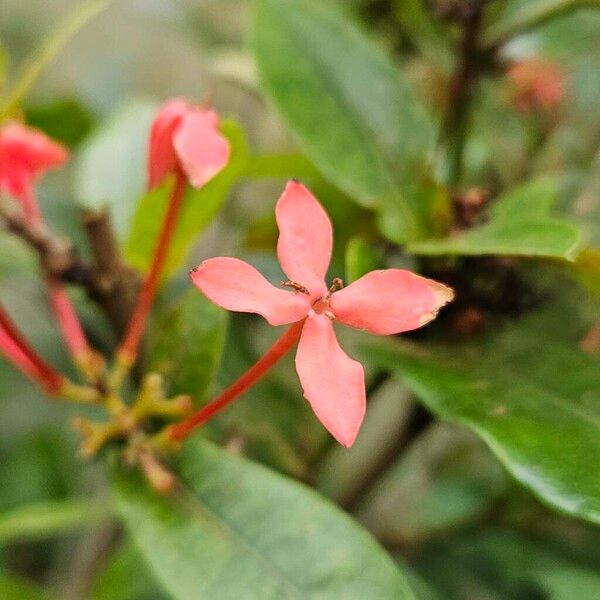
[
  {"left": 438, "top": 0, "right": 487, "bottom": 185},
  {"left": 0, "top": 194, "right": 141, "bottom": 337},
  {"left": 81, "top": 210, "right": 142, "bottom": 337}
]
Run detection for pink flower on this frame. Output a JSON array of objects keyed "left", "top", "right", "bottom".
[
  {"left": 148, "top": 99, "right": 231, "bottom": 190},
  {"left": 191, "top": 181, "right": 453, "bottom": 447},
  {"left": 0, "top": 122, "right": 68, "bottom": 220}
]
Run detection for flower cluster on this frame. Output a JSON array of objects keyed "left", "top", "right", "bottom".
[{"left": 0, "top": 97, "right": 452, "bottom": 456}]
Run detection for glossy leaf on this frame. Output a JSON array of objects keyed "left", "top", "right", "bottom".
[
  {"left": 126, "top": 121, "right": 248, "bottom": 279},
  {"left": 362, "top": 291, "right": 600, "bottom": 523},
  {"left": 409, "top": 179, "right": 581, "bottom": 259},
  {"left": 74, "top": 99, "right": 158, "bottom": 237},
  {"left": 149, "top": 289, "right": 228, "bottom": 403},
  {"left": 114, "top": 439, "right": 415, "bottom": 599},
  {"left": 251, "top": 0, "right": 435, "bottom": 241}
]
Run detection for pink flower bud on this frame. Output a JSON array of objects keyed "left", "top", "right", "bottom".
[
  {"left": 0, "top": 122, "right": 68, "bottom": 220},
  {"left": 148, "top": 99, "right": 230, "bottom": 189},
  {"left": 507, "top": 59, "right": 566, "bottom": 113}
]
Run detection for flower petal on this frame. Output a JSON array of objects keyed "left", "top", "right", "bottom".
[
  {"left": 148, "top": 99, "right": 190, "bottom": 189},
  {"left": 173, "top": 110, "right": 230, "bottom": 188},
  {"left": 190, "top": 257, "right": 310, "bottom": 326},
  {"left": 330, "top": 269, "right": 454, "bottom": 335},
  {"left": 276, "top": 181, "right": 332, "bottom": 298},
  {"left": 295, "top": 313, "right": 365, "bottom": 447}
]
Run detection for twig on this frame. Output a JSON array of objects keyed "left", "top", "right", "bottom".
[
  {"left": 438, "top": 1, "right": 486, "bottom": 185},
  {"left": 82, "top": 210, "right": 142, "bottom": 336},
  {"left": 0, "top": 194, "right": 141, "bottom": 336}
]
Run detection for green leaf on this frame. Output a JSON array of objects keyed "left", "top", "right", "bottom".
[
  {"left": 74, "top": 99, "right": 158, "bottom": 238},
  {"left": 483, "top": 0, "right": 600, "bottom": 48},
  {"left": 25, "top": 98, "right": 95, "bottom": 148},
  {"left": 362, "top": 290, "right": 600, "bottom": 524},
  {"left": 408, "top": 178, "right": 581, "bottom": 259},
  {"left": 251, "top": 0, "right": 435, "bottom": 242},
  {"left": 113, "top": 439, "right": 415, "bottom": 599},
  {"left": 0, "top": 0, "right": 112, "bottom": 119},
  {"left": 0, "top": 41, "right": 8, "bottom": 92},
  {"left": 149, "top": 290, "right": 228, "bottom": 403},
  {"left": 244, "top": 154, "right": 321, "bottom": 180},
  {"left": 0, "top": 572, "right": 51, "bottom": 600},
  {"left": 415, "top": 529, "right": 600, "bottom": 600},
  {"left": 392, "top": 0, "right": 454, "bottom": 73},
  {"left": 0, "top": 499, "right": 108, "bottom": 544},
  {"left": 125, "top": 120, "right": 248, "bottom": 279},
  {"left": 345, "top": 236, "right": 382, "bottom": 282},
  {"left": 91, "top": 541, "right": 166, "bottom": 600}
]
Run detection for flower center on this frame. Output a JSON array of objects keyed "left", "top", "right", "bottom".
[
  {"left": 281, "top": 278, "right": 344, "bottom": 320},
  {"left": 312, "top": 296, "right": 331, "bottom": 315}
]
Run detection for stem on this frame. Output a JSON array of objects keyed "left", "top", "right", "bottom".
[
  {"left": 118, "top": 173, "right": 187, "bottom": 365},
  {"left": 47, "top": 278, "right": 90, "bottom": 357},
  {"left": 82, "top": 209, "right": 142, "bottom": 337},
  {"left": 168, "top": 320, "right": 305, "bottom": 442},
  {"left": 23, "top": 182, "right": 94, "bottom": 374},
  {"left": 437, "top": 2, "right": 485, "bottom": 186},
  {"left": 0, "top": 302, "right": 64, "bottom": 392}
]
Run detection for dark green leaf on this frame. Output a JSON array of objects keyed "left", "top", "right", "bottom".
[
  {"left": 125, "top": 121, "right": 248, "bottom": 279},
  {"left": 251, "top": 0, "right": 435, "bottom": 241},
  {"left": 25, "top": 98, "right": 95, "bottom": 148},
  {"left": 409, "top": 178, "right": 581, "bottom": 259},
  {"left": 114, "top": 439, "right": 415, "bottom": 599},
  {"left": 362, "top": 290, "right": 600, "bottom": 523},
  {"left": 149, "top": 290, "right": 227, "bottom": 403},
  {"left": 415, "top": 528, "right": 600, "bottom": 600}
]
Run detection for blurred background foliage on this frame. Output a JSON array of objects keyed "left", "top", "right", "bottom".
[{"left": 0, "top": 0, "right": 599, "bottom": 598}]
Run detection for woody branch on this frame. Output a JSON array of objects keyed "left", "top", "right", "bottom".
[{"left": 0, "top": 192, "right": 142, "bottom": 336}]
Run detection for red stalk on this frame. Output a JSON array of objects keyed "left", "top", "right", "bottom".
[
  {"left": 21, "top": 182, "right": 93, "bottom": 367},
  {"left": 0, "top": 303, "right": 64, "bottom": 392},
  {"left": 47, "top": 279, "right": 90, "bottom": 357},
  {"left": 119, "top": 173, "right": 187, "bottom": 365},
  {"left": 168, "top": 320, "right": 305, "bottom": 442}
]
